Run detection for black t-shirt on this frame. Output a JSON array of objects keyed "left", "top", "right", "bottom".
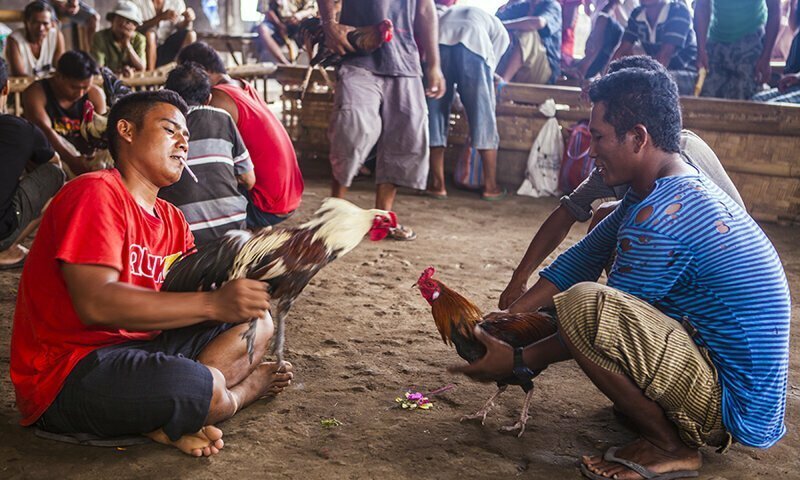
[{"left": 0, "top": 115, "right": 55, "bottom": 238}]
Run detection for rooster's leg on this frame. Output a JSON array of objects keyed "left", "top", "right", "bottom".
[
  {"left": 318, "top": 67, "right": 335, "bottom": 91},
  {"left": 499, "top": 388, "right": 535, "bottom": 437},
  {"left": 299, "top": 65, "right": 314, "bottom": 99},
  {"left": 241, "top": 318, "right": 258, "bottom": 364},
  {"left": 460, "top": 385, "right": 507, "bottom": 425},
  {"left": 269, "top": 306, "right": 288, "bottom": 371}
]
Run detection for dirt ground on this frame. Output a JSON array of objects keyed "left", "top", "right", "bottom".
[{"left": 1, "top": 174, "right": 797, "bottom": 479}]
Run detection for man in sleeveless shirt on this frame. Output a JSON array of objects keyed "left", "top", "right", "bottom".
[
  {"left": 5, "top": 1, "right": 65, "bottom": 78},
  {"left": 22, "top": 50, "right": 106, "bottom": 177},
  {"left": 320, "top": 0, "right": 446, "bottom": 241}
]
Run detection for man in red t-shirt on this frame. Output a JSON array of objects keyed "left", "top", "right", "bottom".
[{"left": 10, "top": 90, "right": 293, "bottom": 457}]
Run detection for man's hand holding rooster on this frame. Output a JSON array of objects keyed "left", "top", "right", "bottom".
[
  {"left": 322, "top": 21, "right": 356, "bottom": 56},
  {"left": 447, "top": 325, "right": 514, "bottom": 382}
]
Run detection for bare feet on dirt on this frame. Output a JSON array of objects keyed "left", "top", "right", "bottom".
[
  {"left": 255, "top": 361, "right": 294, "bottom": 398},
  {"left": 146, "top": 425, "right": 225, "bottom": 457},
  {"left": 581, "top": 437, "right": 701, "bottom": 479}
]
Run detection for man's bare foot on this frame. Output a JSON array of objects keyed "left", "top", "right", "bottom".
[
  {"left": 255, "top": 361, "right": 294, "bottom": 398},
  {"left": 146, "top": 425, "right": 225, "bottom": 457},
  {"left": 581, "top": 437, "right": 701, "bottom": 479}
]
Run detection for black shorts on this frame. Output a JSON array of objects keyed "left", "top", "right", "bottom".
[
  {"left": 38, "top": 322, "right": 234, "bottom": 441},
  {"left": 0, "top": 163, "right": 64, "bottom": 250}
]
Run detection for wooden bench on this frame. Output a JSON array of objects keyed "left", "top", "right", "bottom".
[{"left": 274, "top": 65, "right": 800, "bottom": 225}]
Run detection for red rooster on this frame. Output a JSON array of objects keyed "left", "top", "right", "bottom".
[
  {"left": 416, "top": 267, "right": 556, "bottom": 436},
  {"left": 163, "top": 198, "right": 398, "bottom": 367},
  {"left": 296, "top": 17, "right": 394, "bottom": 94}
]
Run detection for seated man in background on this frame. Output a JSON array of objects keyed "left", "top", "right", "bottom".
[
  {"left": 611, "top": 0, "right": 698, "bottom": 95},
  {"left": 132, "top": 0, "right": 197, "bottom": 68},
  {"left": 454, "top": 66, "right": 790, "bottom": 480},
  {"left": 254, "top": 0, "right": 318, "bottom": 64},
  {"left": 427, "top": 1, "right": 509, "bottom": 200},
  {"left": 6, "top": 1, "right": 65, "bottom": 78},
  {"left": 0, "top": 58, "right": 65, "bottom": 270},
  {"left": 562, "top": 0, "right": 624, "bottom": 81},
  {"left": 499, "top": 55, "right": 745, "bottom": 310},
  {"left": 91, "top": 0, "right": 147, "bottom": 76},
  {"left": 22, "top": 50, "right": 106, "bottom": 176},
  {"left": 46, "top": 0, "right": 100, "bottom": 51},
  {"left": 10, "top": 90, "right": 292, "bottom": 457},
  {"left": 177, "top": 42, "right": 304, "bottom": 229},
  {"left": 160, "top": 62, "right": 256, "bottom": 245},
  {"left": 496, "top": 0, "right": 562, "bottom": 84}
]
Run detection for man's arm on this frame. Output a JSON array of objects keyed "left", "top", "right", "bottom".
[
  {"left": 87, "top": 84, "right": 108, "bottom": 115},
  {"left": 503, "top": 16, "right": 546, "bottom": 32},
  {"left": 209, "top": 88, "right": 239, "bottom": 123},
  {"left": 610, "top": 40, "right": 636, "bottom": 63},
  {"left": 654, "top": 43, "right": 678, "bottom": 69},
  {"left": 53, "top": 30, "right": 66, "bottom": 68},
  {"left": 415, "top": 0, "right": 445, "bottom": 99},
  {"left": 5, "top": 36, "right": 28, "bottom": 76},
  {"left": 62, "top": 263, "right": 270, "bottom": 330},
  {"left": 694, "top": 0, "right": 711, "bottom": 70},
  {"left": 498, "top": 205, "right": 576, "bottom": 309},
  {"left": 756, "top": 0, "right": 781, "bottom": 83},
  {"left": 23, "top": 83, "right": 89, "bottom": 175},
  {"left": 237, "top": 171, "right": 256, "bottom": 190}
]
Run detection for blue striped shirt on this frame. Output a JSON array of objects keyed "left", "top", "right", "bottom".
[{"left": 541, "top": 174, "right": 790, "bottom": 448}]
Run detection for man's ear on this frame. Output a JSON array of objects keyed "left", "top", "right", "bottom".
[
  {"left": 205, "top": 93, "right": 212, "bottom": 105},
  {"left": 631, "top": 124, "right": 648, "bottom": 154},
  {"left": 116, "top": 118, "right": 135, "bottom": 145}
]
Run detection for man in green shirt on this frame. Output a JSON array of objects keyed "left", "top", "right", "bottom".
[
  {"left": 91, "top": 0, "right": 147, "bottom": 76},
  {"left": 695, "top": 0, "right": 780, "bottom": 99}
]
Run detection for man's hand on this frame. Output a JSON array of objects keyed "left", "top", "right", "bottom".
[
  {"left": 447, "top": 326, "right": 514, "bottom": 382},
  {"left": 208, "top": 279, "right": 271, "bottom": 323},
  {"left": 499, "top": 276, "right": 527, "bottom": 310},
  {"left": 160, "top": 9, "right": 180, "bottom": 23},
  {"left": 183, "top": 7, "right": 196, "bottom": 22},
  {"left": 778, "top": 72, "right": 800, "bottom": 93},
  {"left": 322, "top": 21, "right": 355, "bottom": 56},
  {"left": 755, "top": 53, "right": 772, "bottom": 84},
  {"left": 425, "top": 65, "right": 446, "bottom": 98}
]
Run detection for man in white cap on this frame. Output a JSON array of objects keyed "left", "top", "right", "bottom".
[{"left": 90, "top": 0, "right": 147, "bottom": 76}]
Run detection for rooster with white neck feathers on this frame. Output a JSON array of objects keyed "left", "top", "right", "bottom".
[{"left": 162, "top": 198, "right": 398, "bottom": 368}]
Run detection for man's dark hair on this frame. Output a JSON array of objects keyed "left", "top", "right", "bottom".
[
  {"left": 588, "top": 68, "right": 682, "bottom": 153},
  {"left": 57, "top": 50, "right": 100, "bottom": 80},
  {"left": 607, "top": 55, "right": 667, "bottom": 75},
  {"left": 106, "top": 90, "right": 189, "bottom": 161},
  {"left": 24, "top": 1, "right": 50, "bottom": 22},
  {"left": 165, "top": 62, "right": 212, "bottom": 106},
  {"left": 177, "top": 42, "right": 227, "bottom": 74},
  {"left": 0, "top": 58, "right": 8, "bottom": 91}
]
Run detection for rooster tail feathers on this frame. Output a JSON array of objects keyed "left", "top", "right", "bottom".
[{"left": 162, "top": 230, "right": 252, "bottom": 292}]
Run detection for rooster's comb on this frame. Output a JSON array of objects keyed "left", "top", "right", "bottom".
[{"left": 418, "top": 266, "right": 436, "bottom": 285}]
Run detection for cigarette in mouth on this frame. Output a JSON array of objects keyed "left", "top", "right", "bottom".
[{"left": 179, "top": 158, "right": 198, "bottom": 183}]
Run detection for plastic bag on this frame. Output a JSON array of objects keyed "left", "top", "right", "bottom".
[{"left": 517, "top": 99, "right": 563, "bottom": 197}]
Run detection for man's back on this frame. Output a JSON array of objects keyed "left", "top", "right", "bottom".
[
  {"left": 158, "top": 106, "right": 252, "bottom": 245},
  {"left": 212, "top": 81, "right": 303, "bottom": 215},
  {"left": 437, "top": 5, "right": 509, "bottom": 71}
]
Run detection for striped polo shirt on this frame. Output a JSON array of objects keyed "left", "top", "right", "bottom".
[
  {"left": 541, "top": 173, "right": 790, "bottom": 448},
  {"left": 158, "top": 106, "right": 253, "bottom": 245},
  {"left": 622, "top": 1, "right": 697, "bottom": 72}
]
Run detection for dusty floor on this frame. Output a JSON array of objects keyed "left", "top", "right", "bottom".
[{"left": 1, "top": 175, "right": 797, "bottom": 479}]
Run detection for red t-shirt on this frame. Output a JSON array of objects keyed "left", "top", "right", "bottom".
[
  {"left": 10, "top": 169, "right": 194, "bottom": 425},
  {"left": 213, "top": 81, "right": 304, "bottom": 215}
]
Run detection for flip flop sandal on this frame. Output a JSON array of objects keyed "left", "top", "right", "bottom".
[
  {"left": 425, "top": 191, "right": 448, "bottom": 200},
  {"left": 0, "top": 257, "right": 26, "bottom": 271},
  {"left": 481, "top": 188, "right": 508, "bottom": 201},
  {"left": 388, "top": 224, "right": 417, "bottom": 241},
  {"left": 578, "top": 447, "right": 699, "bottom": 480}
]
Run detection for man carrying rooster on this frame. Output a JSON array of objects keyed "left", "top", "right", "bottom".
[
  {"left": 320, "top": 0, "right": 446, "bottom": 241},
  {"left": 10, "top": 90, "right": 293, "bottom": 457},
  {"left": 450, "top": 67, "right": 790, "bottom": 480}
]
